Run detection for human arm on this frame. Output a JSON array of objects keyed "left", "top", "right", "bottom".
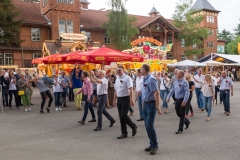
[
  {"left": 129, "top": 87, "right": 134, "bottom": 107},
  {"left": 87, "top": 81, "right": 93, "bottom": 101},
  {"left": 113, "top": 90, "right": 117, "bottom": 107},
  {"left": 127, "top": 76, "right": 134, "bottom": 106},
  {"left": 183, "top": 81, "right": 190, "bottom": 106},
  {"left": 192, "top": 76, "right": 204, "bottom": 84},
  {"left": 167, "top": 82, "right": 175, "bottom": 102},
  {"left": 154, "top": 90, "right": 162, "bottom": 115}
]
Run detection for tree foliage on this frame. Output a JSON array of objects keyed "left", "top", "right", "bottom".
[
  {"left": 0, "top": 0, "right": 23, "bottom": 46},
  {"left": 172, "top": 0, "right": 208, "bottom": 57},
  {"left": 102, "top": 0, "right": 139, "bottom": 51},
  {"left": 234, "top": 24, "right": 240, "bottom": 37},
  {"left": 218, "top": 29, "right": 233, "bottom": 45},
  {"left": 226, "top": 36, "right": 240, "bottom": 55}
]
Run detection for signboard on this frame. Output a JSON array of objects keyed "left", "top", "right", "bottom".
[
  {"left": 60, "top": 33, "right": 87, "bottom": 40},
  {"left": 238, "top": 43, "right": 240, "bottom": 54},
  {"left": 131, "top": 37, "right": 162, "bottom": 46},
  {"left": 217, "top": 45, "right": 225, "bottom": 54}
]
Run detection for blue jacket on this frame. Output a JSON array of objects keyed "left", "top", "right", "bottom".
[{"left": 72, "top": 68, "right": 82, "bottom": 89}]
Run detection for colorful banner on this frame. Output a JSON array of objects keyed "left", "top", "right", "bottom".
[
  {"left": 165, "top": 43, "right": 173, "bottom": 52},
  {"left": 238, "top": 43, "right": 240, "bottom": 54},
  {"left": 217, "top": 45, "right": 225, "bottom": 54}
]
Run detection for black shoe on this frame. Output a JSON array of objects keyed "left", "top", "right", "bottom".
[
  {"left": 132, "top": 126, "right": 137, "bottom": 137},
  {"left": 145, "top": 146, "right": 152, "bottom": 152},
  {"left": 19, "top": 104, "right": 23, "bottom": 106},
  {"left": 78, "top": 120, "right": 85, "bottom": 125},
  {"left": 150, "top": 147, "right": 158, "bottom": 155},
  {"left": 117, "top": 134, "right": 128, "bottom": 139},
  {"left": 94, "top": 126, "right": 102, "bottom": 131},
  {"left": 175, "top": 130, "right": 183, "bottom": 134},
  {"left": 31, "top": 103, "right": 33, "bottom": 105},
  {"left": 137, "top": 118, "right": 144, "bottom": 121},
  {"left": 88, "top": 119, "right": 96, "bottom": 122},
  {"left": 46, "top": 107, "right": 50, "bottom": 113},
  {"left": 185, "top": 122, "right": 190, "bottom": 129},
  {"left": 40, "top": 110, "right": 45, "bottom": 114},
  {"left": 201, "top": 108, "right": 204, "bottom": 112},
  {"left": 109, "top": 120, "right": 116, "bottom": 127}
]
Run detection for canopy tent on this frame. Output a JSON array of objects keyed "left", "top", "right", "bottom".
[
  {"left": 202, "top": 60, "right": 225, "bottom": 66},
  {"left": 32, "top": 54, "right": 62, "bottom": 64},
  {"left": 167, "top": 60, "right": 206, "bottom": 67},
  {"left": 197, "top": 53, "right": 240, "bottom": 64}
]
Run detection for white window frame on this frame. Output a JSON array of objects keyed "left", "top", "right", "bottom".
[
  {"left": 207, "top": 42, "right": 214, "bottom": 48},
  {"left": 31, "top": 28, "right": 41, "bottom": 41},
  {"left": 66, "top": 21, "right": 73, "bottom": 33},
  {"left": 59, "top": 20, "right": 65, "bottom": 37},
  {"left": 104, "top": 33, "right": 111, "bottom": 44},
  {"left": 167, "top": 54, "right": 173, "bottom": 60},
  {"left": 84, "top": 32, "right": 91, "bottom": 42},
  {"left": 207, "top": 16, "right": 214, "bottom": 23},
  {"left": 193, "top": 55, "right": 197, "bottom": 61},
  {"left": 57, "top": 0, "right": 62, "bottom": 3},
  {"left": 167, "top": 37, "right": 172, "bottom": 44},
  {"left": 181, "top": 54, "right": 185, "bottom": 61},
  {"left": 63, "top": 0, "right": 68, "bottom": 4},
  {"left": 181, "top": 39, "right": 185, "bottom": 47},
  {"left": 4, "top": 53, "right": 13, "bottom": 65},
  {"left": 208, "top": 30, "right": 214, "bottom": 36},
  {"left": 33, "top": 53, "right": 42, "bottom": 59},
  {"left": 69, "top": 0, "right": 74, "bottom": 4}
]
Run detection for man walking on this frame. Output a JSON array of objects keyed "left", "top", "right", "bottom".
[
  {"left": 167, "top": 70, "right": 190, "bottom": 134},
  {"left": 193, "top": 68, "right": 205, "bottom": 111},
  {"left": 135, "top": 69, "right": 144, "bottom": 121},
  {"left": 141, "top": 64, "right": 162, "bottom": 155},
  {"left": 113, "top": 66, "right": 137, "bottom": 139},
  {"left": 90, "top": 70, "right": 116, "bottom": 131},
  {"left": 218, "top": 71, "right": 234, "bottom": 116}
]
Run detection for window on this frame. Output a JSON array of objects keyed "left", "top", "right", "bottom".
[
  {"left": 59, "top": 20, "right": 65, "bottom": 36},
  {"left": 181, "top": 39, "right": 185, "bottom": 47},
  {"left": 84, "top": 32, "right": 91, "bottom": 42},
  {"left": 42, "top": 0, "right": 48, "bottom": 7},
  {"left": 66, "top": 21, "right": 73, "bottom": 33},
  {"left": 193, "top": 55, "right": 197, "bottom": 61},
  {"left": 63, "top": 0, "right": 68, "bottom": 3},
  {"left": 167, "top": 37, "right": 172, "bottom": 44},
  {"left": 57, "top": 0, "right": 62, "bottom": 3},
  {"left": 24, "top": 61, "right": 32, "bottom": 68},
  {"left": 208, "top": 30, "right": 214, "bottom": 36},
  {"left": 181, "top": 54, "right": 186, "bottom": 61},
  {"left": 0, "top": 53, "right": 2, "bottom": 65},
  {"left": 33, "top": 53, "right": 42, "bottom": 59},
  {"left": 167, "top": 54, "right": 173, "bottom": 60},
  {"left": 4, "top": 53, "right": 12, "bottom": 65},
  {"left": 69, "top": 0, "right": 74, "bottom": 4},
  {"left": 207, "top": 42, "right": 214, "bottom": 48},
  {"left": 207, "top": 16, "right": 214, "bottom": 23},
  {"left": 31, "top": 28, "right": 40, "bottom": 41},
  {"left": 104, "top": 33, "right": 111, "bottom": 44},
  {"left": 193, "top": 42, "right": 197, "bottom": 48},
  {"left": 153, "top": 37, "right": 160, "bottom": 41}
]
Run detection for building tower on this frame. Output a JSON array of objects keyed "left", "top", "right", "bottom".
[
  {"left": 149, "top": 6, "right": 160, "bottom": 17},
  {"left": 191, "top": 0, "right": 220, "bottom": 56},
  {"left": 40, "top": 0, "right": 81, "bottom": 40}
]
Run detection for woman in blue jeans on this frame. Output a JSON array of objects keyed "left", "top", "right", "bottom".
[
  {"left": 159, "top": 72, "right": 170, "bottom": 113},
  {"left": 193, "top": 74, "right": 215, "bottom": 121},
  {"left": 53, "top": 74, "right": 62, "bottom": 111}
]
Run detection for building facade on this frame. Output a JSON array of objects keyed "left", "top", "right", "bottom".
[{"left": 0, "top": 0, "right": 223, "bottom": 68}]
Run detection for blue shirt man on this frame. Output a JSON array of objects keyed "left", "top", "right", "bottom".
[{"left": 141, "top": 64, "right": 162, "bottom": 155}]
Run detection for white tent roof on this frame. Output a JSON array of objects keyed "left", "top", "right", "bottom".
[
  {"left": 202, "top": 60, "right": 225, "bottom": 66},
  {"left": 214, "top": 54, "right": 240, "bottom": 63},
  {"left": 198, "top": 53, "right": 240, "bottom": 64},
  {"left": 168, "top": 60, "right": 206, "bottom": 67}
]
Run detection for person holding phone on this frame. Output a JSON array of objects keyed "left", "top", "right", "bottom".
[{"left": 8, "top": 72, "right": 19, "bottom": 109}]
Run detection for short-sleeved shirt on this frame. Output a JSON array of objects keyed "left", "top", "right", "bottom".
[
  {"left": 53, "top": 79, "right": 62, "bottom": 93},
  {"left": 136, "top": 76, "right": 143, "bottom": 92},
  {"left": 219, "top": 77, "right": 234, "bottom": 90},
  {"left": 188, "top": 81, "right": 194, "bottom": 93},
  {"left": 114, "top": 74, "right": 133, "bottom": 97},
  {"left": 97, "top": 77, "right": 108, "bottom": 95},
  {"left": 159, "top": 77, "right": 170, "bottom": 90},
  {"left": 36, "top": 79, "right": 49, "bottom": 93},
  {"left": 59, "top": 76, "right": 70, "bottom": 87},
  {"left": 142, "top": 74, "right": 158, "bottom": 102},
  {"left": 193, "top": 74, "right": 205, "bottom": 88}
]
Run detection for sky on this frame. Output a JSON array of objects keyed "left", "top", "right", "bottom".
[{"left": 89, "top": 0, "right": 240, "bottom": 33}]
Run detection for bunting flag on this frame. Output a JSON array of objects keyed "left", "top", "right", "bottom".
[{"left": 165, "top": 43, "right": 173, "bottom": 52}]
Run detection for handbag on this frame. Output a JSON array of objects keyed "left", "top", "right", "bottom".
[
  {"left": 18, "top": 90, "right": 25, "bottom": 96},
  {"left": 163, "top": 79, "right": 170, "bottom": 93}
]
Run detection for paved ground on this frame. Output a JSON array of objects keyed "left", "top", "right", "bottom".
[{"left": 1, "top": 83, "right": 240, "bottom": 160}]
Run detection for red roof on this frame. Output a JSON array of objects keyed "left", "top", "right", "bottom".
[
  {"left": 80, "top": 9, "right": 169, "bottom": 29},
  {"left": 13, "top": 0, "right": 49, "bottom": 25}
]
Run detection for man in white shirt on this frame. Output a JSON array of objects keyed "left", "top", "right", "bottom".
[
  {"left": 193, "top": 68, "right": 205, "bottom": 111},
  {"left": 113, "top": 66, "right": 137, "bottom": 139},
  {"left": 90, "top": 70, "right": 115, "bottom": 131},
  {"left": 135, "top": 69, "right": 144, "bottom": 121}
]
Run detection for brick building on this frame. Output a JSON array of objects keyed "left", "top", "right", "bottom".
[{"left": 0, "top": 0, "right": 224, "bottom": 68}]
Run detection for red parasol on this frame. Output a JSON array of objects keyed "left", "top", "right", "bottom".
[{"left": 32, "top": 54, "right": 62, "bottom": 64}]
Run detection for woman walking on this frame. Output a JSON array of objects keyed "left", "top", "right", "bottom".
[
  {"left": 8, "top": 73, "right": 19, "bottom": 109},
  {"left": 72, "top": 64, "right": 83, "bottom": 110},
  {"left": 17, "top": 74, "right": 31, "bottom": 111},
  {"left": 33, "top": 73, "right": 53, "bottom": 114},
  {"left": 185, "top": 74, "right": 195, "bottom": 117},
  {"left": 193, "top": 74, "right": 215, "bottom": 121},
  {"left": 76, "top": 71, "right": 96, "bottom": 124},
  {"left": 53, "top": 74, "right": 62, "bottom": 111}
]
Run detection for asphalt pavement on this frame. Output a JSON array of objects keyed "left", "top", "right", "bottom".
[{"left": 0, "top": 84, "right": 240, "bottom": 160}]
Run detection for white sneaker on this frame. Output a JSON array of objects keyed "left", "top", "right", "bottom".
[
  {"left": 25, "top": 108, "right": 28, "bottom": 112},
  {"left": 28, "top": 108, "right": 31, "bottom": 111},
  {"left": 55, "top": 107, "right": 59, "bottom": 111},
  {"left": 58, "top": 107, "right": 62, "bottom": 111}
]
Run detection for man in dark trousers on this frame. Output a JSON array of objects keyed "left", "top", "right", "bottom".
[
  {"left": 0, "top": 70, "right": 9, "bottom": 107},
  {"left": 167, "top": 70, "right": 190, "bottom": 134},
  {"left": 113, "top": 66, "right": 137, "bottom": 139},
  {"left": 141, "top": 64, "right": 163, "bottom": 155},
  {"left": 15, "top": 69, "right": 23, "bottom": 106}
]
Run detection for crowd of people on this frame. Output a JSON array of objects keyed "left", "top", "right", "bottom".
[{"left": 0, "top": 64, "right": 235, "bottom": 155}]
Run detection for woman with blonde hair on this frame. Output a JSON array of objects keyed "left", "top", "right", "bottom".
[
  {"left": 185, "top": 74, "right": 195, "bottom": 117},
  {"left": 193, "top": 74, "right": 215, "bottom": 121}
]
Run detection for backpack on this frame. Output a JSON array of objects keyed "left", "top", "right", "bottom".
[{"left": 42, "top": 75, "right": 54, "bottom": 87}]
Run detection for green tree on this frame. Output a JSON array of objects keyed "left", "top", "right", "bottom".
[
  {"left": 226, "top": 36, "right": 240, "bottom": 54},
  {"left": 0, "top": 0, "right": 22, "bottom": 46},
  {"left": 172, "top": 0, "right": 208, "bottom": 57},
  {"left": 218, "top": 29, "right": 233, "bottom": 45},
  {"left": 234, "top": 24, "right": 240, "bottom": 37},
  {"left": 102, "top": 0, "right": 139, "bottom": 51}
]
